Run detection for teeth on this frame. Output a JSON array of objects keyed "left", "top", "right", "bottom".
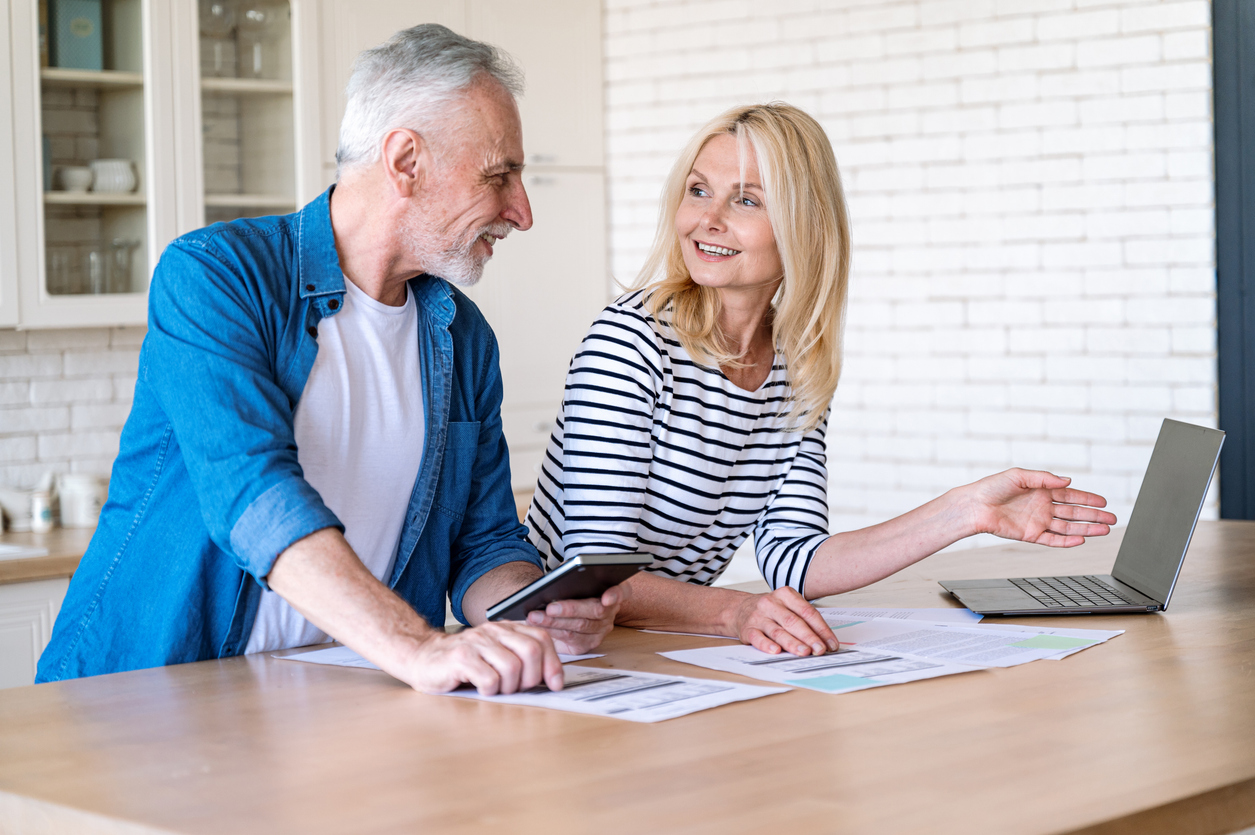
[
  {"left": 480, "top": 232, "right": 498, "bottom": 244},
  {"left": 697, "top": 242, "right": 739, "bottom": 256}
]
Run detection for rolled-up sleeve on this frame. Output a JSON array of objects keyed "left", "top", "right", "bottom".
[
  {"left": 145, "top": 240, "right": 341, "bottom": 585},
  {"left": 754, "top": 410, "right": 832, "bottom": 594}
]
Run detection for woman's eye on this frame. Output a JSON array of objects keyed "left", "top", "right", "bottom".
[
  {"left": 739, "top": 196, "right": 758, "bottom": 207},
  {"left": 688, "top": 185, "right": 708, "bottom": 197}
]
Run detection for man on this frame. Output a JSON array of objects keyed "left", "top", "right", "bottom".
[{"left": 37, "top": 25, "right": 621, "bottom": 695}]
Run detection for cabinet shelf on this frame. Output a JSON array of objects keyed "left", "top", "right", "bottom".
[
  {"left": 204, "top": 193, "right": 294, "bottom": 209},
  {"left": 40, "top": 68, "right": 144, "bottom": 89},
  {"left": 201, "top": 78, "right": 293, "bottom": 96},
  {"left": 43, "top": 192, "right": 145, "bottom": 206}
]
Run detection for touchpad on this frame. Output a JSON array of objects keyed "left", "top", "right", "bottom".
[{"left": 951, "top": 586, "right": 1044, "bottom": 612}]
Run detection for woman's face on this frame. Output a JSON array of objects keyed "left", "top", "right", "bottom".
[{"left": 674, "top": 133, "right": 783, "bottom": 298}]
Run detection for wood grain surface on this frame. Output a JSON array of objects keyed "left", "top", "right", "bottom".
[
  {"left": 0, "top": 528, "right": 93, "bottom": 585},
  {"left": 0, "top": 522, "right": 1253, "bottom": 835}
]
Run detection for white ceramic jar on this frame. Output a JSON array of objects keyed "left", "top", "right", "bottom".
[
  {"left": 58, "top": 166, "right": 93, "bottom": 192},
  {"left": 58, "top": 474, "right": 107, "bottom": 528},
  {"left": 89, "top": 159, "right": 137, "bottom": 193},
  {"left": 30, "top": 490, "right": 53, "bottom": 533}
]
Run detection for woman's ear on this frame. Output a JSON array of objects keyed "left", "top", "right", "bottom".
[{"left": 379, "top": 128, "right": 429, "bottom": 198}]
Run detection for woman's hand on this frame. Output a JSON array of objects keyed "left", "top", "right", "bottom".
[
  {"left": 525, "top": 584, "right": 627, "bottom": 654},
  {"left": 966, "top": 468, "right": 1117, "bottom": 547},
  {"left": 729, "top": 587, "right": 840, "bottom": 656}
]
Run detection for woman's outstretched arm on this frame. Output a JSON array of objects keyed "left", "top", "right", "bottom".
[{"left": 801, "top": 468, "right": 1117, "bottom": 599}]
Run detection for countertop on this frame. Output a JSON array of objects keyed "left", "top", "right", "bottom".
[{"left": 0, "top": 527, "right": 93, "bottom": 584}]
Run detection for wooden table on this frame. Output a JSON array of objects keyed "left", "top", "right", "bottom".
[{"left": 1, "top": 521, "right": 1253, "bottom": 835}]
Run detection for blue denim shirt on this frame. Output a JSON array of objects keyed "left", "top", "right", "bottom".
[{"left": 37, "top": 187, "right": 540, "bottom": 682}]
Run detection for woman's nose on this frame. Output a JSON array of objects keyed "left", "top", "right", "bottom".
[{"left": 699, "top": 204, "right": 726, "bottom": 230}]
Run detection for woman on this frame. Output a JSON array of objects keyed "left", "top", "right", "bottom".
[{"left": 525, "top": 103, "right": 1116, "bottom": 657}]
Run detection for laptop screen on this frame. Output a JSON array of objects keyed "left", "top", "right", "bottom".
[{"left": 1111, "top": 419, "right": 1224, "bottom": 606}]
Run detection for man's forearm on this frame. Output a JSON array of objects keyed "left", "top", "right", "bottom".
[
  {"left": 461, "top": 561, "right": 544, "bottom": 625},
  {"left": 265, "top": 527, "right": 439, "bottom": 675}
]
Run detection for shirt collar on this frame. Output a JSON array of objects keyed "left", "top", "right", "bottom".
[
  {"left": 296, "top": 184, "right": 457, "bottom": 329},
  {"left": 296, "top": 186, "right": 346, "bottom": 300}
]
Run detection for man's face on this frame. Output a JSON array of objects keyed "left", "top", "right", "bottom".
[{"left": 404, "top": 79, "right": 533, "bottom": 287}]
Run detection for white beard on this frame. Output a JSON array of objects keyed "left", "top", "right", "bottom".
[{"left": 403, "top": 209, "right": 510, "bottom": 288}]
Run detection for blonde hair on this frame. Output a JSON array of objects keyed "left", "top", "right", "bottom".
[{"left": 634, "top": 103, "right": 851, "bottom": 434}]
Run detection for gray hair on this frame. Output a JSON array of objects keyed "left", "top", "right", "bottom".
[{"left": 335, "top": 24, "right": 524, "bottom": 174}]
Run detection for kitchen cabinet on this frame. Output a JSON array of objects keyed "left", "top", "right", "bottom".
[
  {"left": 0, "top": 2, "right": 20, "bottom": 327},
  {"left": 475, "top": 170, "right": 609, "bottom": 490},
  {"left": 318, "top": 0, "right": 610, "bottom": 492},
  {"left": 3, "top": 0, "right": 607, "bottom": 494},
  {"left": 0, "top": 577, "right": 68, "bottom": 689},
  {"left": 1, "top": 0, "right": 322, "bottom": 329}
]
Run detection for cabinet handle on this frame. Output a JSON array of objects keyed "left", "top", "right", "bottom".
[
  {"left": 527, "top": 153, "right": 557, "bottom": 164},
  {"left": 526, "top": 175, "right": 557, "bottom": 188}
]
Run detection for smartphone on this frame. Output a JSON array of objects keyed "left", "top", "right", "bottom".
[{"left": 486, "top": 553, "right": 653, "bottom": 622}]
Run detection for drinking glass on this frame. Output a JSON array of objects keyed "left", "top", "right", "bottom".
[
  {"left": 236, "top": 1, "right": 285, "bottom": 79},
  {"left": 47, "top": 246, "right": 78, "bottom": 295},
  {"left": 85, "top": 249, "right": 110, "bottom": 295},
  {"left": 199, "top": 1, "right": 237, "bottom": 78},
  {"left": 110, "top": 239, "right": 139, "bottom": 293}
]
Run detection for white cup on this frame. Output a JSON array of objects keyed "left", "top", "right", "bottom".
[
  {"left": 58, "top": 474, "right": 107, "bottom": 528},
  {"left": 89, "top": 159, "right": 137, "bottom": 193}
]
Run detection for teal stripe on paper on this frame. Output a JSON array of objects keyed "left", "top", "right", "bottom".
[{"left": 786, "top": 673, "right": 879, "bottom": 692}]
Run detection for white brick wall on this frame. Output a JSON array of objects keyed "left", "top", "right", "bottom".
[
  {"left": 0, "top": 3, "right": 1218, "bottom": 562},
  {"left": 605, "top": 0, "right": 1217, "bottom": 558},
  {"left": 0, "top": 329, "right": 141, "bottom": 489}
]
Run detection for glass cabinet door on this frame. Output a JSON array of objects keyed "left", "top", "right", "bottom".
[
  {"left": 8, "top": 0, "right": 177, "bottom": 328},
  {"left": 40, "top": 0, "right": 147, "bottom": 298},
  {"left": 197, "top": 0, "right": 296, "bottom": 225}
]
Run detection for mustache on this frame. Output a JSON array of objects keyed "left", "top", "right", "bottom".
[{"left": 478, "top": 224, "right": 513, "bottom": 243}]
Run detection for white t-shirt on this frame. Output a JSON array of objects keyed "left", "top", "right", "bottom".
[{"left": 245, "top": 278, "right": 424, "bottom": 654}]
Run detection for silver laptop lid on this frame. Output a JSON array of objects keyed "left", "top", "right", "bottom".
[{"left": 1111, "top": 418, "right": 1224, "bottom": 608}]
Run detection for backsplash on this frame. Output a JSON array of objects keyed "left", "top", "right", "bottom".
[{"left": 0, "top": 327, "right": 142, "bottom": 490}]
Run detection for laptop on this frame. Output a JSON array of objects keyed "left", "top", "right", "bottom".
[{"left": 940, "top": 418, "right": 1224, "bottom": 616}]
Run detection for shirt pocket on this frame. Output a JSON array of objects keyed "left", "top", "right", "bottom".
[{"left": 432, "top": 421, "right": 481, "bottom": 523}]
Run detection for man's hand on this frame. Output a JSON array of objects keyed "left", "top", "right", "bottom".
[
  {"left": 400, "top": 622, "right": 564, "bottom": 695},
  {"left": 267, "top": 532, "right": 565, "bottom": 696},
  {"left": 966, "top": 468, "right": 1117, "bottom": 548},
  {"left": 524, "top": 584, "right": 627, "bottom": 654},
  {"left": 729, "top": 587, "right": 840, "bottom": 656}
]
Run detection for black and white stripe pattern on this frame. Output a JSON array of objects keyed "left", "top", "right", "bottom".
[{"left": 526, "top": 290, "right": 830, "bottom": 592}]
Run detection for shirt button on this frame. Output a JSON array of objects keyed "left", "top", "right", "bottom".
[
  {"left": 307, "top": 326, "right": 317, "bottom": 338},
  {"left": 305, "top": 284, "right": 314, "bottom": 292},
  {"left": 328, "top": 298, "right": 339, "bottom": 310}
]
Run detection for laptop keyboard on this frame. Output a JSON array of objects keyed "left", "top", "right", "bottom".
[{"left": 1010, "top": 575, "right": 1138, "bottom": 608}]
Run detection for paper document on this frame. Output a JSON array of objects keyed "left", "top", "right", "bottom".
[
  {"left": 660, "top": 643, "right": 984, "bottom": 694},
  {"left": 441, "top": 665, "right": 788, "bottom": 722},
  {"left": 278, "top": 645, "right": 603, "bottom": 670},
  {"left": 817, "top": 607, "right": 983, "bottom": 624},
  {"left": 641, "top": 607, "right": 981, "bottom": 641},
  {"left": 963, "top": 622, "right": 1124, "bottom": 660},
  {"left": 662, "top": 617, "right": 1122, "bottom": 694},
  {"left": 815, "top": 616, "right": 1120, "bottom": 668},
  {"left": 0, "top": 543, "right": 48, "bottom": 561}
]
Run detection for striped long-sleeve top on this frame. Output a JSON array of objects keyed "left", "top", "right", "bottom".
[{"left": 525, "top": 290, "right": 831, "bottom": 592}]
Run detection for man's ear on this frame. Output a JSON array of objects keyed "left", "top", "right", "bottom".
[{"left": 379, "top": 128, "right": 429, "bottom": 198}]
